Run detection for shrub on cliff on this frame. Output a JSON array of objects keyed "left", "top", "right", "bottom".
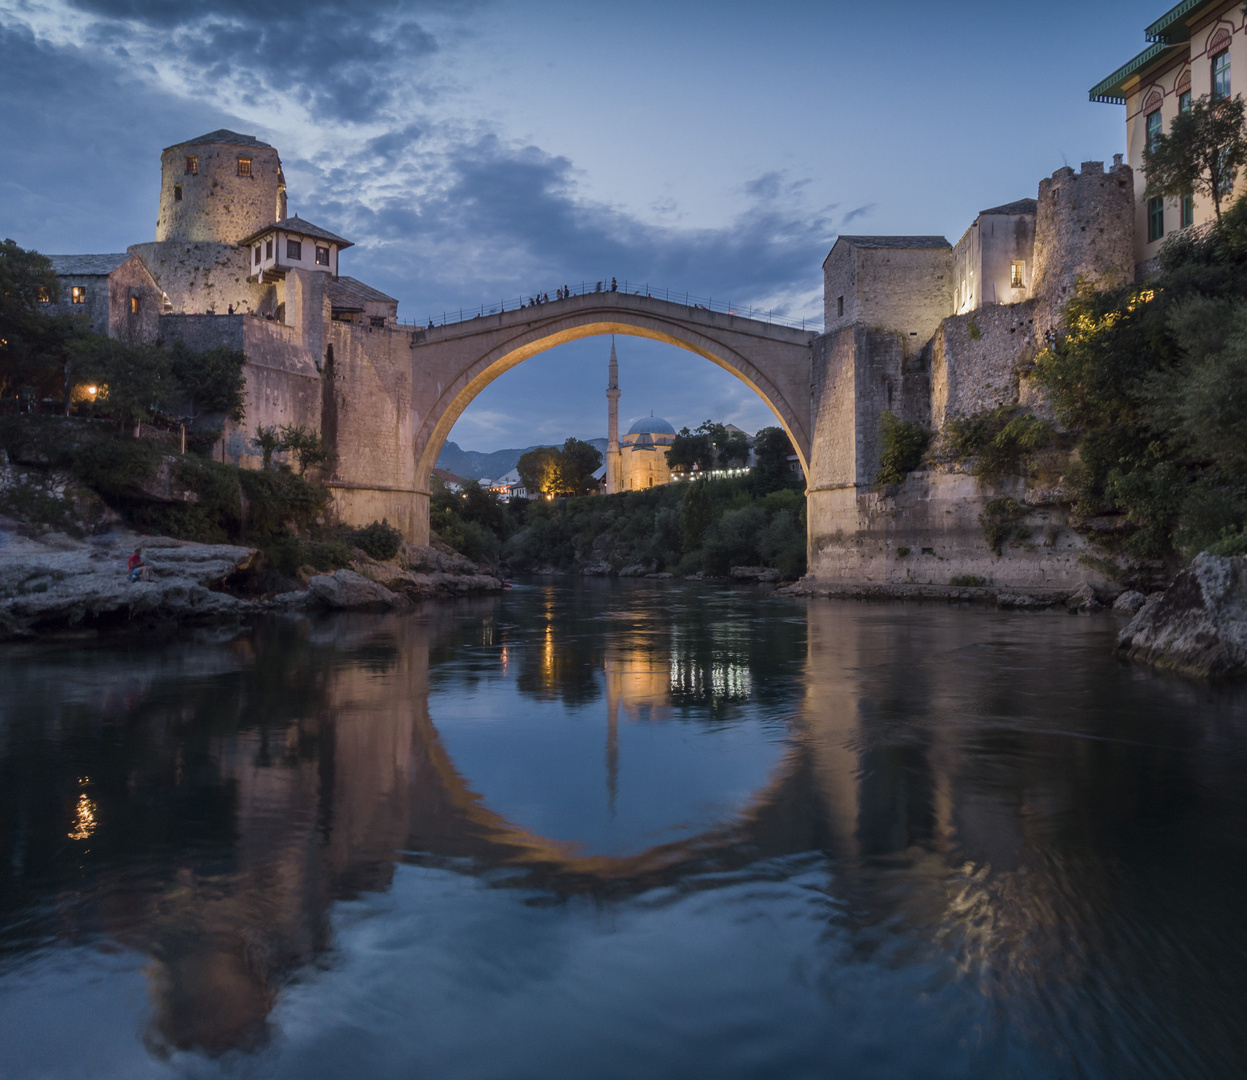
[
  {"left": 1033, "top": 192, "right": 1247, "bottom": 564},
  {"left": 353, "top": 519, "right": 403, "bottom": 561},
  {"left": 876, "top": 411, "right": 929, "bottom": 486},
  {"left": 944, "top": 406, "right": 1056, "bottom": 483}
]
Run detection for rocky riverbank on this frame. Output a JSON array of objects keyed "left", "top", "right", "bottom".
[{"left": 0, "top": 525, "right": 502, "bottom": 641}]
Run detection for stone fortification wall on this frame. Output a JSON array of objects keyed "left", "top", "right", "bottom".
[
  {"left": 1032, "top": 161, "right": 1134, "bottom": 333},
  {"left": 805, "top": 473, "right": 1115, "bottom": 597},
  {"left": 809, "top": 325, "right": 905, "bottom": 491},
  {"left": 129, "top": 241, "right": 275, "bottom": 317},
  {"left": 930, "top": 301, "right": 1037, "bottom": 428},
  {"left": 107, "top": 255, "right": 164, "bottom": 342},
  {"left": 157, "top": 142, "right": 283, "bottom": 245},
  {"left": 158, "top": 314, "right": 322, "bottom": 468},
  {"left": 322, "top": 320, "right": 419, "bottom": 540},
  {"left": 823, "top": 243, "right": 953, "bottom": 349}
]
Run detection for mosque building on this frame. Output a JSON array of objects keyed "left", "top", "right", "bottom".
[{"left": 604, "top": 338, "right": 677, "bottom": 492}]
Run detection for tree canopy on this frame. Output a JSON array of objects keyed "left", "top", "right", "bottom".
[
  {"left": 1144, "top": 93, "right": 1247, "bottom": 222},
  {"left": 517, "top": 437, "right": 603, "bottom": 497}
]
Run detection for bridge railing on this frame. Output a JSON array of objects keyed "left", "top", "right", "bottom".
[{"left": 404, "top": 280, "right": 824, "bottom": 333}]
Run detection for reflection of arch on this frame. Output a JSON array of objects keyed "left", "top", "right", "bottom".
[{"left": 410, "top": 296, "right": 816, "bottom": 492}]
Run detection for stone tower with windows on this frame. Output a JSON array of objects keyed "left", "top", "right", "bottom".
[{"left": 156, "top": 130, "right": 286, "bottom": 245}]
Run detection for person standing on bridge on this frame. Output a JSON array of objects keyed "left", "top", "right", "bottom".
[{"left": 611, "top": 277, "right": 617, "bottom": 292}]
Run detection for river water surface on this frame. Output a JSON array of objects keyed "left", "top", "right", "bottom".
[{"left": 1, "top": 581, "right": 1245, "bottom": 1079}]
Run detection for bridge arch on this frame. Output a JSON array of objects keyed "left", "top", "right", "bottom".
[{"left": 410, "top": 295, "right": 816, "bottom": 504}]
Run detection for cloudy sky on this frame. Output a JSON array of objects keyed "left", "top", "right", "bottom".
[{"left": 1, "top": 0, "right": 1146, "bottom": 450}]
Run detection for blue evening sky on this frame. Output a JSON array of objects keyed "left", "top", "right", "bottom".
[{"left": 0, "top": 0, "right": 1149, "bottom": 450}]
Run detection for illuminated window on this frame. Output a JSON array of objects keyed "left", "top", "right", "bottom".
[
  {"left": 71, "top": 286, "right": 86, "bottom": 304},
  {"left": 185, "top": 155, "right": 198, "bottom": 174},
  {"left": 1213, "top": 50, "right": 1230, "bottom": 100},
  {"left": 237, "top": 156, "right": 252, "bottom": 177},
  {"left": 1182, "top": 193, "right": 1195, "bottom": 228},
  {"left": 315, "top": 245, "right": 330, "bottom": 266},
  {"left": 173, "top": 184, "right": 182, "bottom": 201},
  {"left": 1148, "top": 196, "right": 1165, "bottom": 242},
  {"left": 1146, "top": 109, "right": 1162, "bottom": 152},
  {"left": 1179, "top": 90, "right": 1192, "bottom": 113},
  {"left": 1010, "top": 261, "right": 1024, "bottom": 289},
  {"left": 129, "top": 296, "right": 139, "bottom": 314},
  {"left": 286, "top": 239, "right": 302, "bottom": 261},
  {"left": 37, "top": 287, "right": 50, "bottom": 303}
]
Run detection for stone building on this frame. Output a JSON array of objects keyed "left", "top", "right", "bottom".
[
  {"left": 44, "top": 128, "right": 418, "bottom": 537},
  {"left": 43, "top": 253, "right": 164, "bottom": 341},
  {"left": 952, "top": 199, "right": 1036, "bottom": 314},
  {"left": 620, "top": 416, "right": 676, "bottom": 490},
  {"left": 1091, "top": 0, "right": 1247, "bottom": 272},
  {"left": 822, "top": 236, "right": 952, "bottom": 354}
]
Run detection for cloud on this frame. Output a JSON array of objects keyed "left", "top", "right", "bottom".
[
  {"left": 306, "top": 134, "right": 836, "bottom": 322},
  {"left": 841, "top": 203, "right": 876, "bottom": 226}
]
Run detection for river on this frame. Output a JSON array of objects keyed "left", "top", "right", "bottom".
[{"left": 1, "top": 581, "right": 1245, "bottom": 1079}]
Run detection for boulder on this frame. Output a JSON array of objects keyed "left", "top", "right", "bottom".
[
  {"left": 618, "top": 563, "right": 652, "bottom": 578},
  {"left": 1112, "top": 590, "right": 1149, "bottom": 616},
  {"left": 580, "top": 559, "right": 613, "bottom": 577},
  {"left": 996, "top": 593, "right": 1053, "bottom": 611},
  {"left": 1116, "top": 553, "right": 1247, "bottom": 677},
  {"left": 307, "top": 569, "right": 411, "bottom": 611},
  {"left": 1065, "top": 581, "right": 1103, "bottom": 614},
  {"left": 0, "top": 535, "right": 257, "bottom": 638},
  {"left": 731, "top": 566, "right": 781, "bottom": 583}
]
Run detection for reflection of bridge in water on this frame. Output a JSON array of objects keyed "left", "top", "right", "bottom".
[{"left": 0, "top": 593, "right": 1122, "bottom": 1057}]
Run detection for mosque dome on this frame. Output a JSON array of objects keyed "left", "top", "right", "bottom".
[{"left": 625, "top": 415, "right": 676, "bottom": 437}]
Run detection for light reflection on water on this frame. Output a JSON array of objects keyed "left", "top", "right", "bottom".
[{"left": 1, "top": 580, "right": 1246, "bottom": 1079}]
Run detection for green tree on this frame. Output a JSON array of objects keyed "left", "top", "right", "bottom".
[
  {"left": 752, "top": 426, "right": 801, "bottom": 492},
  {"left": 252, "top": 424, "right": 282, "bottom": 469},
  {"left": 667, "top": 425, "right": 715, "bottom": 472},
  {"left": 1144, "top": 93, "right": 1247, "bottom": 223},
  {"left": 556, "top": 437, "right": 603, "bottom": 495},
  {"left": 278, "top": 423, "right": 335, "bottom": 476},
  {"left": 169, "top": 340, "right": 247, "bottom": 423},
  {"left": 517, "top": 446, "right": 560, "bottom": 496},
  {"left": 92, "top": 339, "right": 177, "bottom": 431},
  {"left": 876, "top": 410, "right": 929, "bottom": 485},
  {"left": 0, "top": 238, "right": 84, "bottom": 403}
]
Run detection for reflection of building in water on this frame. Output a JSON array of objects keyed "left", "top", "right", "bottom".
[{"left": 669, "top": 656, "right": 752, "bottom": 701}]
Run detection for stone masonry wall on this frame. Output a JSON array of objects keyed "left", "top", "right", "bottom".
[
  {"left": 930, "top": 300, "right": 1037, "bottom": 429},
  {"left": 856, "top": 247, "right": 953, "bottom": 352},
  {"left": 130, "top": 241, "right": 275, "bottom": 317},
  {"left": 107, "top": 255, "right": 164, "bottom": 342}
]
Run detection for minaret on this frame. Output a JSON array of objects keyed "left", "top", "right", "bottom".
[{"left": 606, "top": 337, "right": 623, "bottom": 494}]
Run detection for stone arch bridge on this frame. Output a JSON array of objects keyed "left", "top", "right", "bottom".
[{"left": 327, "top": 291, "right": 826, "bottom": 547}]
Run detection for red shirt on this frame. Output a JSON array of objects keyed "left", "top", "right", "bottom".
[{"left": 128, "top": 553, "right": 141, "bottom": 571}]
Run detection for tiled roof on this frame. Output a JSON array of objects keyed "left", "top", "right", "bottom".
[
  {"left": 239, "top": 215, "right": 353, "bottom": 249},
  {"left": 47, "top": 253, "right": 133, "bottom": 276},
  {"left": 166, "top": 129, "right": 273, "bottom": 152},
  {"left": 980, "top": 198, "right": 1038, "bottom": 216},
  {"left": 836, "top": 235, "right": 951, "bottom": 249},
  {"left": 326, "top": 275, "right": 397, "bottom": 310}
]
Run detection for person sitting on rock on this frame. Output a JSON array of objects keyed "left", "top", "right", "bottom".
[{"left": 127, "top": 547, "right": 151, "bottom": 582}]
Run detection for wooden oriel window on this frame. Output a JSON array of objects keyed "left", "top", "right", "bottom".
[
  {"left": 315, "top": 245, "right": 330, "bottom": 266},
  {"left": 286, "top": 239, "right": 302, "bottom": 261}
]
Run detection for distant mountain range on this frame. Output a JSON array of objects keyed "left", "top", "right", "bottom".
[{"left": 437, "top": 439, "right": 608, "bottom": 480}]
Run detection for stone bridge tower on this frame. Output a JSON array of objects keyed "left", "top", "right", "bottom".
[
  {"left": 156, "top": 129, "right": 286, "bottom": 245},
  {"left": 606, "top": 337, "right": 623, "bottom": 494}
]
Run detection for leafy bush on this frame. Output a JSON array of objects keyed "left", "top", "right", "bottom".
[
  {"left": 945, "top": 406, "right": 1056, "bottom": 483},
  {"left": 980, "top": 495, "right": 1026, "bottom": 555},
  {"left": 353, "top": 519, "right": 403, "bottom": 561},
  {"left": 950, "top": 574, "right": 987, "bottom": 587},
  {"left": 877, "top": 411, "right": 929, "bottom": 486}
]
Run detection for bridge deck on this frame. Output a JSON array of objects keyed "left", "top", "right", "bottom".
[{"left": 408, "top": 290, "right": 819, "bottom": 348}]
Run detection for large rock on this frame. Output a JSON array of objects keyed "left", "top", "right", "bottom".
[
  {"left": 1116, "top": 553, "right": 1247, "bottom": 677},
  {"left": 731, "top": 566, "right": 781, "bottom": 584},
  {"left": 349, "top": 553, "right": 503, "bottom": 600},
  {"left": 306, "top": 569, "right": 411, "bottom": 611},
  {"left": 0, "top": 534, "right": 257, "bottom": 638}
]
